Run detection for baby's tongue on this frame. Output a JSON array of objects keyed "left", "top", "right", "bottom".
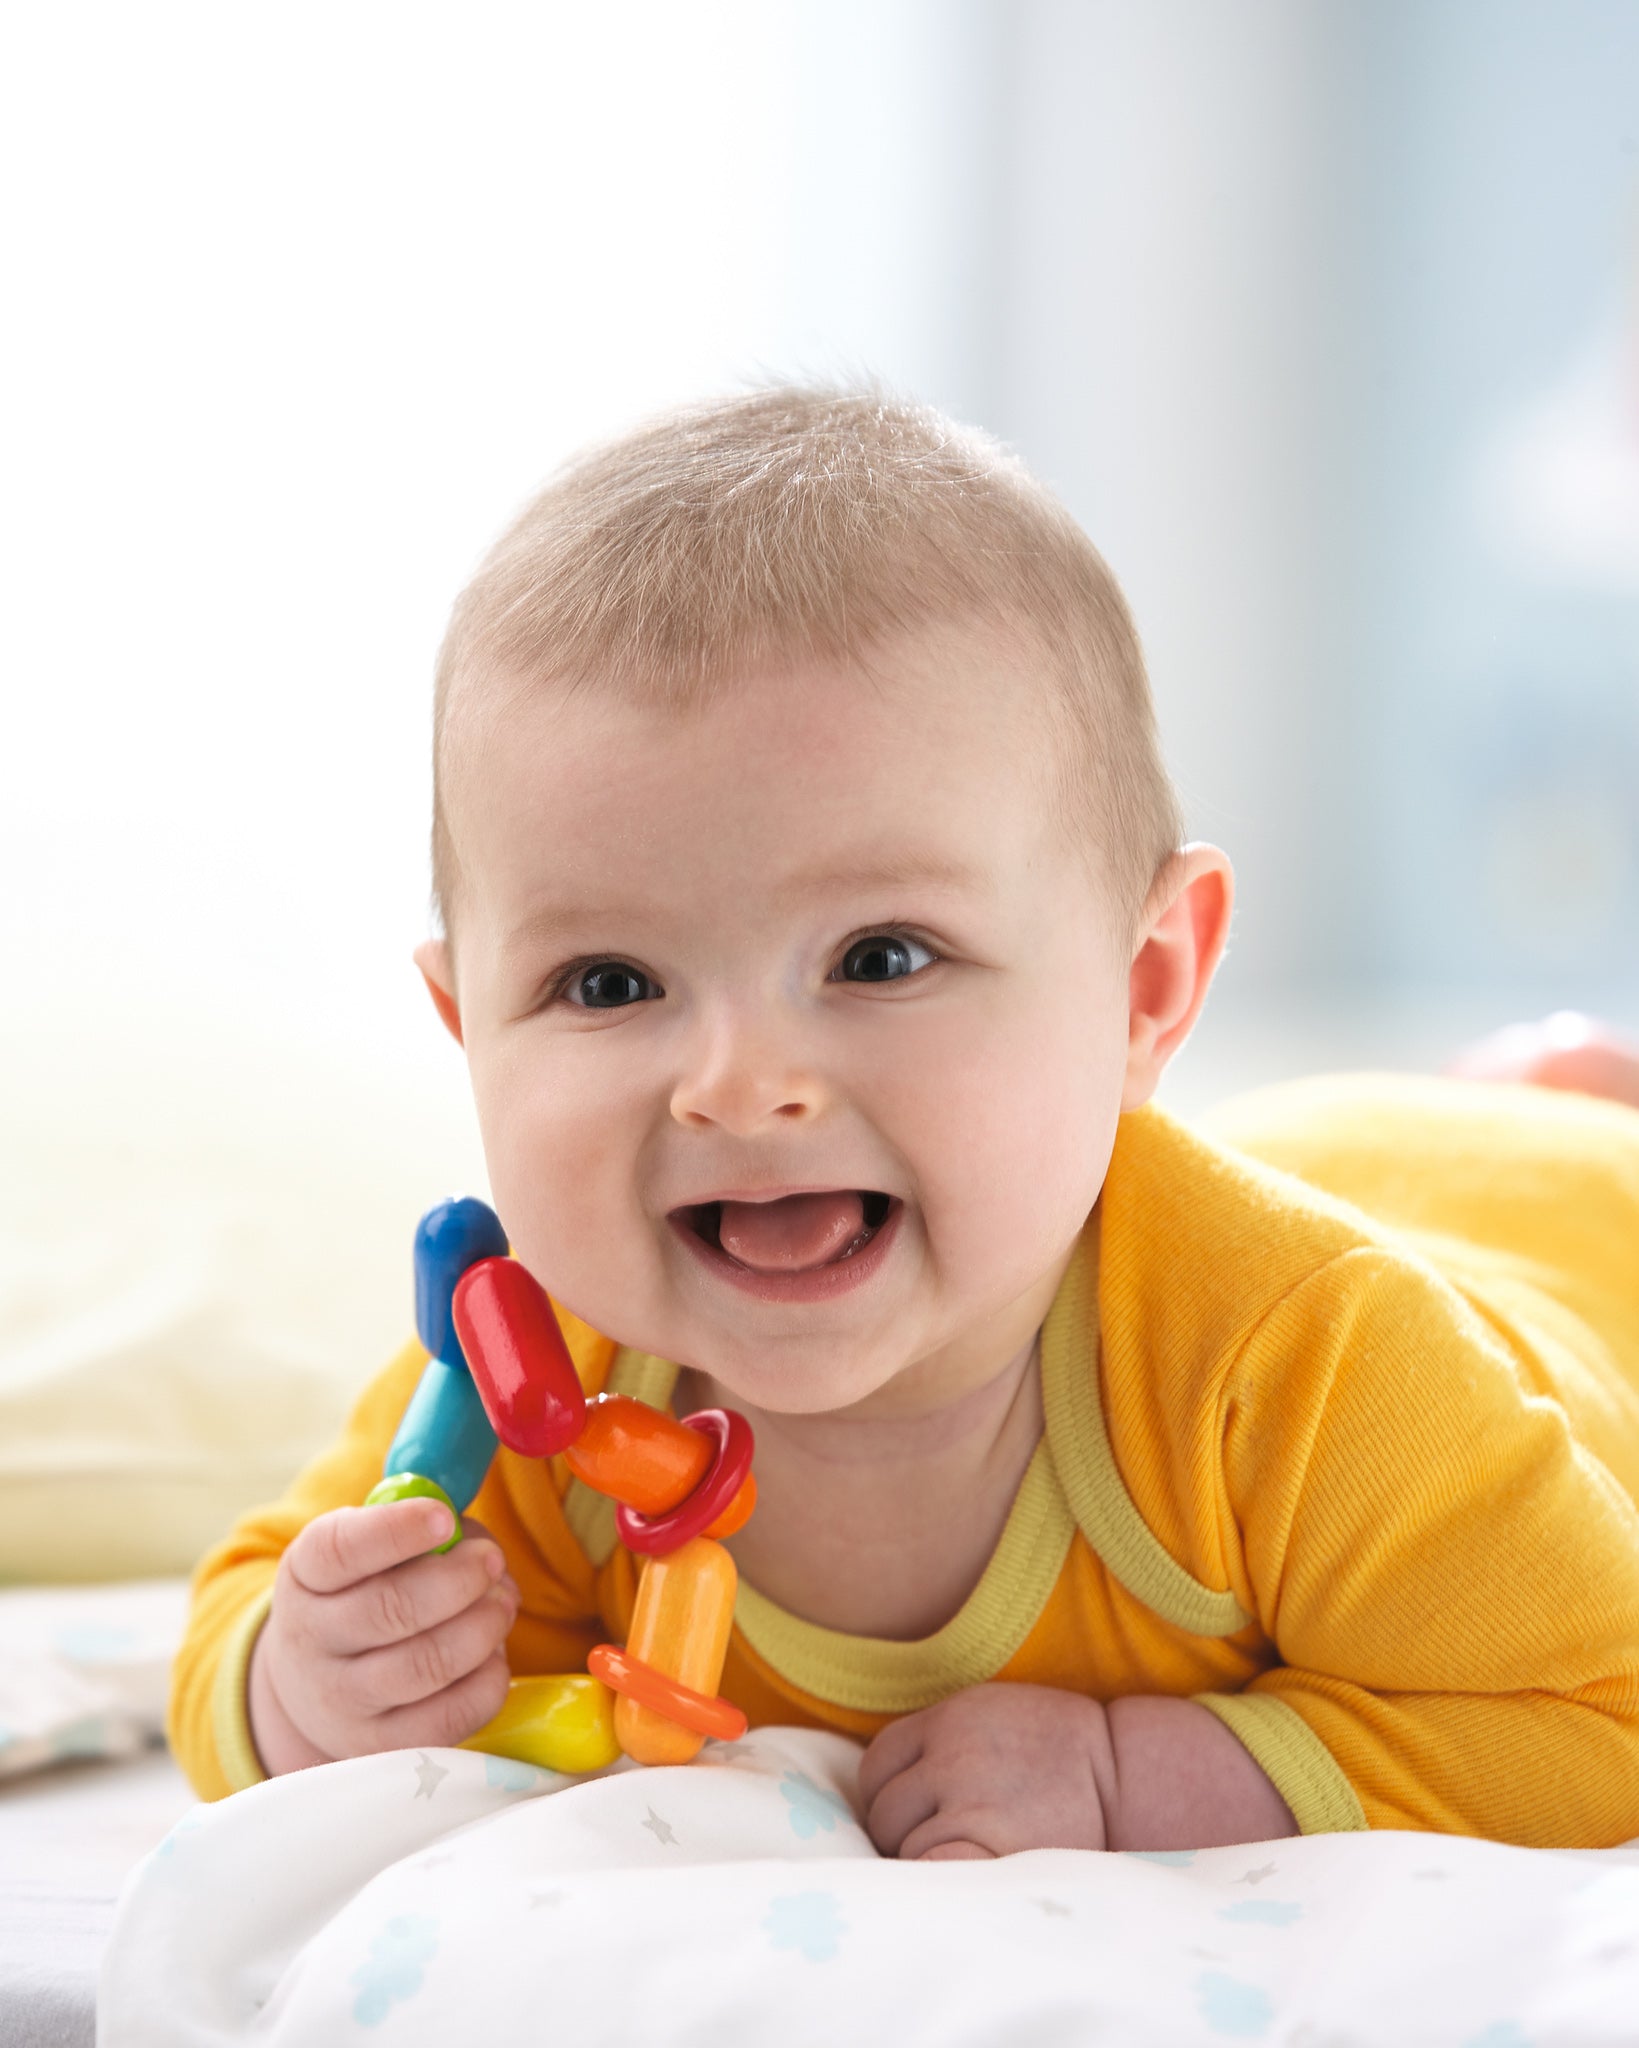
[{"left": 717, "top": 1190, "right": 865, "bottom": 1273}]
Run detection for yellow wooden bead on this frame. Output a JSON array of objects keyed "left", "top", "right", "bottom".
[{"left": 460, "top": 1674, "right": 620, "bottom": 1775}]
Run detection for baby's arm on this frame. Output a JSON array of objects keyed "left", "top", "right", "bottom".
[
  {"left": 169, "top": 1337, "right": 606, "bottom": 1799},
  {"left": 247, "top": 1497, "right": 517, "bottom": 1773},
  {"left": 866, "top": 1239, "right": 1639, "bottom": 1855},
  {"left": 1204, "top": 1245, "right": 1639, "bottom": 1845},
  {"left": 860, "top": 1684, "right": 1295, "bottom": 1858}
]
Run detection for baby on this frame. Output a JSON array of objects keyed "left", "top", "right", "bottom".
[{"left": 169, "top": 388, "right": 1639, "bottom": 1854}]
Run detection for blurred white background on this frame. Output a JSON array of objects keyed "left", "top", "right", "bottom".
[{"left": 2, "top": 0, "right": 1635, "bottom": 1150}]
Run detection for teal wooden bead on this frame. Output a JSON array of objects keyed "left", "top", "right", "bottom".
[{"left": 383, "top": 1356, "right": 497, "bottom": 1511}]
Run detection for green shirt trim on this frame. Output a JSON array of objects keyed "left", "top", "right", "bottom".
[
  {"left": 211, "top": 1583, "right": 274, "bottom": 1794},
  {"left": 732, "top": 1440, "right": 1075, "bottom": 1713},
  {"left": 1193, "top": 1690, "right": 1368, "bottom": 1834},
  {"left": 1040, "top": 1233, "right": 1253, "bottom": 1638}
]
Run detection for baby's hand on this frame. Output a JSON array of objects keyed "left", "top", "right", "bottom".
[
  {"left": 858, "top": 1682, "right": 1111, "bottom": 1860},
  {"left": 247, "top": 1499, "right": 520, "bottom": 1776}
]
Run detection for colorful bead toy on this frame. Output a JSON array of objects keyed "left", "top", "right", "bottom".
[
  {"left": 370, "top": 1196, "right": 752, "bottom": 1772},
  {"left": 363, "top": 1196, "right": 512, "bottom": 1539},
  {"left": 451, "top": 1255, "right": 587, "bottom": 1459},
  {"left": 589, "top": 1537, "right": 744, "bottom": 1763},
  {"left": 457, "top": 1673, "right": 619, "bottom": 1775}
]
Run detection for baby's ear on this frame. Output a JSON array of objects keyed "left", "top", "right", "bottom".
[
  {"left": 414, "top": 938, "right": 464, "bottom": 1048},
  {"left": 1122, "top": 845, "right": 1234, "bottom": 1111}
]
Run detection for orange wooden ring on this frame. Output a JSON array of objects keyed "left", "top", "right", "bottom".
[{"left": 587, "top": 1643, "right": 748, "bottom": 1744}]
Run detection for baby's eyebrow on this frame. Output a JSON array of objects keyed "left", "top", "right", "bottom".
[
  {"left": 502, "top": 851, "right": 983, "bottom": 957},
  {"left": 775, "top": 851, "right": 985, "bottom": 901}
]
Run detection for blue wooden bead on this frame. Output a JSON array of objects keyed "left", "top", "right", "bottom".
[
  {"left": 415, "top": 1195, "right": 509, "bottom": 1368},
  {"left": 384, "top": 1357, "right": 498, "bottom": 1510}
]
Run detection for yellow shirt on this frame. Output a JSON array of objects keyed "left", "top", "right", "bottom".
[{"left": 168, "top": 1075, "right": 1639, "bottom": 1847}]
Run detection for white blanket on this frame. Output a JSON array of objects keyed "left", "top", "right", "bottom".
[
  {"left": 0, "top": 1579, "right": 189, "bottom": 1778},
  {"left": 100, "top": 1727, "right": 1639, "bottom": 2047}
]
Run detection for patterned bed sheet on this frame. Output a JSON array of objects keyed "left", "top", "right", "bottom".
[{"left": 97, "top": 1726, "right": 1639, "bottom": 2047}]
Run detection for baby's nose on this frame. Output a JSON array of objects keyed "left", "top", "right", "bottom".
[{"left": 668, "top": 1021, "right": 826, "bottom": 1133}]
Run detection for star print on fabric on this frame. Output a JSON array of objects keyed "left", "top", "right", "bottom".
[
  {"left": 1032, "top": 1898, "right": 1071, "bottom": 1917},
  {"left": 1233, "top": 1862, "right": 1277, "bottom": 1886},
  {"left": 413, "top": 1753, "right": 449, "bottom": 1801},
  {"left": 641, "top": 1806, "right": 678, "bottom": 1846}
]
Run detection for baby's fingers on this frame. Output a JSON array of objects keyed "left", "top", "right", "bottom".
[
  {"left": 862, "top": 1758, "right": 939, "bottom": 1859},
  {"left": 309, "top": 1531, "right": 513, "bottom": 1655},
  {"left": 347, "top": 1584, "right": 519, "bottom": 1715},
  {"left": 287, "top": 1499, "right": 456, "bottom": 1596},
  {"left": 367, "top": 1651, "right": 514, "bottom": 1755},
  {"left": 857, "top": 1711, "right": 925, "bottom": 1810}
]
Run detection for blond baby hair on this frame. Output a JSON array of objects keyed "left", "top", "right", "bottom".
[{"left": 431, "top": 385, "right": 1182, "bottom": 939}]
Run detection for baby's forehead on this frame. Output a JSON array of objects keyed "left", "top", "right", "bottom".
[
  {"left": 448, "top": 616, "right": 1057, "bottom": 772},
  {"left": 439, "top": 628, "right": 1081, "bottom": 927}
]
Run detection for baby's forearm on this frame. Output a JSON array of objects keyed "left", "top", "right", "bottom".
[
  {"left": 858, "top": 1680, "right": 1298, "bottom": 1858},
  {"left": 1092, "top": 1695, "right": 1299, "bottom": 1851}
]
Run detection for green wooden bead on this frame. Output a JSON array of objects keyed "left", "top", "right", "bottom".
[{"left": 364, "top": 1473, "right": 462, "bottom": 1553}]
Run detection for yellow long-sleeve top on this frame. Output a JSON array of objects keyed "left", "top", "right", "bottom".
[{"left": 169, "top": 1074, "right": 1639, "bottom": 1846}]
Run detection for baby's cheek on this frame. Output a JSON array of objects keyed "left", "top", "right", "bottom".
[
  {"left": 886, "top": 1010, "right": 1120, "bottom": 1284},
  {"left": 469, "top": 1047, "right": 640, "bottom": 1295}
]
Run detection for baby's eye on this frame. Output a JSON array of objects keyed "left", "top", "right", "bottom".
[
  {"left": 562, "top": 962, "right": 661, "bottom": 1009},
  {"left": 831, "top": 933, "right": 938, "bottom": 984}
]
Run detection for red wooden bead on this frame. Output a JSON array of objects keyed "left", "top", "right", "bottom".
[{"left": 452, "top": 1257, "right": 586, "bottom": 1458}]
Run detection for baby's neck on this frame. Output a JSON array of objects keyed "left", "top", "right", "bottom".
[{"left": 674, "top": 1319, "right": 1048, "bottom": 1641}]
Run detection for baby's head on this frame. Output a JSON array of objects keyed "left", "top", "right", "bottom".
[{"left": 418, "top": 388, "right": 1230, "bottom": 1419}]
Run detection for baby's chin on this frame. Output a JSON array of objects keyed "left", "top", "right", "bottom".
[
  {"left": 587, "top": 1284, "right": 927, "bottom": 1417},
  {"left": 552, "top": 1234, "right": 949, "bottom": 1417},
  {"left": 653, "top": 1332, "right": 906, "bottom": 1419},
  {"left": 691, "top": 1360, "right": 907, "bottom": 1421}
]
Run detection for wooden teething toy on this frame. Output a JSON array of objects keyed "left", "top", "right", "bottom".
[{"left": 366, "top": 1196, "right": 753, "bottom": 1771}]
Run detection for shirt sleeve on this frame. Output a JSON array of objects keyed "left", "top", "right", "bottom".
[
  {"left": 1201, "top": 1245, "right": 1639, "bottom": 1846},
  {"left": 166, "top": 1338, "right": 606, "bottom": 1801}
]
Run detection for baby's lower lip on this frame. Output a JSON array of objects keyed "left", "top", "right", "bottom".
[{"left": 667, "top": 1198, "right": 904, "bottom": 1304}]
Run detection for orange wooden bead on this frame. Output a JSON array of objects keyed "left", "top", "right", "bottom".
[
  {"left": 702, "top": 1473, "right": 757, "bottom": 1540},
  {"left": 563, "top": 1393, "right": 711, "bottom": 1515},
  {"left": 611, "top": 1535, "right": 739, "bottom": 1764}
]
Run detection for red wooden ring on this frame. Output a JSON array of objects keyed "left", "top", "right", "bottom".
[
  {"left": 615, "top": 1408, "right": 754, "bottom": 1558},
  {"left": 587, "top": 1643, "right": 748, "bottom": 1743}
]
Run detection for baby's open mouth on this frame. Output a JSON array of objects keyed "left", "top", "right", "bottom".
[{"left": 675, "top": 1189, "right": 895, "bottom": 1276}]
